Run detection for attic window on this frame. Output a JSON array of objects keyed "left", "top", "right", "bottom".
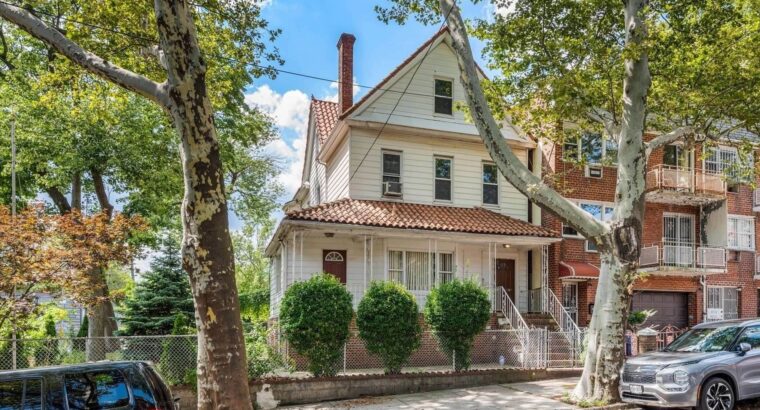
[{"left": 434, "top": 79, "right": 453, "bottom": 115}]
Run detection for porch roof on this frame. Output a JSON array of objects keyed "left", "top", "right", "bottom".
[
  {"left": 559, "top": 261, "right": 600, "bottom": 281},
  {"left": 285, "top": 199, "right": 559, "bottom": 238}
]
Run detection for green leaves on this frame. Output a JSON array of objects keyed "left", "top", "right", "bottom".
[
  {"left": 424, "top": 279, "right": 491, "bottom": 371},
  {"left": 279, "top": 273, "right": 353, "bottom": 377},
  {"left": 357, "top": 281, "right": 421, "bottom": 374}
]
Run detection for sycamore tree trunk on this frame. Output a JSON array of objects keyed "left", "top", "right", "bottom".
[
  {"left": 154, "top": 2, "right": 251, "bottom": 408},
  {"left": 439, "top": 0, "right": 651, "bottom": 402},
  {"left": 0, "top": 2, "right": 252, "bottom": 408}
]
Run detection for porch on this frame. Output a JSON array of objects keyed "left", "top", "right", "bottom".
[{"left": 270, "top": 227, "right": 554, "bottom": 319}]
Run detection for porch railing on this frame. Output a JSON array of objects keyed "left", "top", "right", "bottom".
[
  {"left": 493, "top": 286, "right": 529, "bottom": 332},
  {"left": 645, "top": 165, "right": 726, "bottom": 195},
  {"left": 544, "top": 287, "right": 583, "bottom": 351},
  {"left": 639, "top": 241, "right": 726, "bottom": 271}
]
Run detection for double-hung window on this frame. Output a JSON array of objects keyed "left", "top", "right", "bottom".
[
  {"left": 387, "top": 250, "right": 455, "bottom": 290},
  {"left": 434, "top": 79, "right": 453, "bottom": 115},
  {"left": 482, "top": 163, "right": 499, "bottom": 205},
  {"left": 728, "top": 215, "right": 755, "bottom": 251},
  {"left": 434, "top": 156, "right": 452, "bottom": 201},
  {"left": 562, "top": 200, "right": 614, "bottom": 251},
  {"left": 562, "top": 132, "right": 616, "bottom": 166},
  {"left": 382, "top": 150, "right": 402, "bottom": 197}
]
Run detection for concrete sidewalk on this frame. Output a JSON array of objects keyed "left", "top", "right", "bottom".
[{"left": 283, "top": 377, "right": 582, "bottom": 409}]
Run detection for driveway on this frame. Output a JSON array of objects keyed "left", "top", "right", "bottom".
[{"left": 282, "top": 377, "right": 582, "bottom": 409}]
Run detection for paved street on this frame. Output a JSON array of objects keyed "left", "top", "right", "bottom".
[{"left": 283, "top": 377, "right": 583, "bottom": 409}]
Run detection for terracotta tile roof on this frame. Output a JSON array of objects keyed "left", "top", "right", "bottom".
[
  {"left": 287, "top": 199, "right": 559, "bottom": 238},
  {"left": 311, "top": 98, "right": 340, "bottom": 144}
]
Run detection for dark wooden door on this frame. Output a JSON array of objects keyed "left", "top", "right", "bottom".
[
  {"left": 323, "top": 250, "right": 347, "bottom": 284},
  {"left": 495, "top": 259, "right": 516, "bottom": 302}
]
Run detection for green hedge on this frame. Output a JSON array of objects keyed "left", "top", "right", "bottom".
[
  {"left": 357, "top": 281, "right": 421, "bottom": 374},
  {"left": 279, "top": 273, "right": 353, "bottom": 376},
  {"left": 424, "top": 280, "right": 491, "bottom": 371}
]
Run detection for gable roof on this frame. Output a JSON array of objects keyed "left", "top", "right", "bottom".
[
  {"left": 286, "top": 198, "right": 559, "bottom": 238},
  {"left": 310, "top": 98, "right": 340, "bottom": 145},
  {"left": 338, "top": 26, "right": 488, "bottom": 121}
]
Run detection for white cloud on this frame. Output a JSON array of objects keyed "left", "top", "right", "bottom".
[
  {"left": 245, "top": 84, "right": 310, "bottom": 196},
  {"left": 324, "top": 77, "right": 361, "bottom": 103},
  {"left": 485, "top": 0, "right": 516, "bottom": 21}
]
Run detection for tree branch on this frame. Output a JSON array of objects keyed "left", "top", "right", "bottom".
[
  {"left": 45, "top": 186, "right": 71, "bottom": 214},
  {"left": 0, "top": 2, "right": 169, "bottom": 106},
  {"left": 90, "top": 168, "right": 113, "bottom": 219},
  {"left": 439, "top": 0, "right": 608, "bottom": 240},
  {"left": 644, "top": 126, "right": 695, "bottom": 157}
]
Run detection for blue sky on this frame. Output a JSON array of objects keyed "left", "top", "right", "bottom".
[{"left": 242, "top": 0, "right": 495, "bottom": 227}]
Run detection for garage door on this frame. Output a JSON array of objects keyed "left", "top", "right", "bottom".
[{"left": 632, "top": 292, "right": 688, "bottom": 329}]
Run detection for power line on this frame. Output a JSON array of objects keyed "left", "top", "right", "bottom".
[
  {"left": 0, "top": 0, "right": 446, "bottom": 100},
  {"left": 348, "top": 5, "right": 456, "bottom": 184}
]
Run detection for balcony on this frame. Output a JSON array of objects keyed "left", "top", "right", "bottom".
[
  {"left": 639, "top": 241, "right": 726, "bottom": 274},
  {"left": 645, "top": 165, "right": 726, "bottom": 206}
]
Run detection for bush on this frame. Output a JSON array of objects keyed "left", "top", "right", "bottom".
[
  {"left": 424, "top": 280, "right": 491, "bottom": 371},
  {"left": 33, "top": 316, "right": 60, "bottom": 366},
  {"left": 245, "top": 326, "right": 289, "bottom": 379},
  {"left": 279, "top": 273, "right": 353, "bottom": 376},
  {"left": 357, "top": 281, "right": 421, "bottom": 374}
]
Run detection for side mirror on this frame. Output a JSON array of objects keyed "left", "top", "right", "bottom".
[{"left": 738, "top": 342, "right": 752, "bottom": 354}]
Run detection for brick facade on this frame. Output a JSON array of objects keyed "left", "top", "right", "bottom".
[{"left": 543, "top": 135, "right": 760, "bottom": 329}]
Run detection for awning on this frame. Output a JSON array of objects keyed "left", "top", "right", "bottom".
[{"left": 559, "top": 261, "right": 600, "bottom": 281}]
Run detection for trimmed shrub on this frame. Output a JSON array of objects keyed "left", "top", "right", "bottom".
[
  {"left": 357, "top": 281, "right": 421, "bottom": 374},
  {"left": 280, "top": 273, "right": 353, "bottom": 376},
  {"left": 424, "top": 280, "right": 491, "bottom": 371}
]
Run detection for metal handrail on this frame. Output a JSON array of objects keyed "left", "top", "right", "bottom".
[
  {"left": 645, "top": 164, "right": 726, "bottom": 194},
  {"left": 544, "top": 287, "right": 582, "bottom": 354},
  {"left": 639, "top": 240, "right": 726, "bottom": 270}
]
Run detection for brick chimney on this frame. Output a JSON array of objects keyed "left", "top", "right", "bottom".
[{"left": 337, "top": 33, "right": 356, "bottom": 113}]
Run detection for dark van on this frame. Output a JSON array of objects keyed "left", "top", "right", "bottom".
[{"left": 0, "top": 361, "right": 178, "bottom": 409}]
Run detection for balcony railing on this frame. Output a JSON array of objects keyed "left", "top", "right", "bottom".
[
  {"left": 645, "top": 165, "right": 726, "bottom": 204},
  {"left": 639, "top": 241, "right": 726, "bottom": 272}
]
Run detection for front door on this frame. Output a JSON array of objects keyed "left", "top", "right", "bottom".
[
  {"left": 323, "top": 250, "right": 347, "bottom": 284},
  {"left": 562, "top": 283, "right": 578, "bottom": 323},
  {"left": 495, "top": 259, "right": 516, "bottom": 302}
]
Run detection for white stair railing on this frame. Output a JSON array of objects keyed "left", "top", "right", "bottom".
[
  {"left": 544, "top": 287, "right": 583, "bottom": 358},
  {"left": 493, "top": 286, "right": 529, "bottom": 356}
]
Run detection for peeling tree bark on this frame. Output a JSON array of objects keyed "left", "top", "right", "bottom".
[
  {"left": 0, "top": 2, "right": 251, "bottom": 408},
  {"left": 439, "top": 0, "right": 653, "bottom": 402}
]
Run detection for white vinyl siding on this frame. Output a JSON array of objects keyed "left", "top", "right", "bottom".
[
  {"left": 727, "top": 215, "right": 754, "bottom": 251},
  {"left": 325, "top": 137, "right": 350, "bottom": 201},
  {"left": 349, "top": 129, "right": 529, "bottom": 220}
]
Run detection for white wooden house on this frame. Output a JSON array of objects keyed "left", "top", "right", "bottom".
[{"left": 265, "top": 29, "right": 568, "bottom": 332}]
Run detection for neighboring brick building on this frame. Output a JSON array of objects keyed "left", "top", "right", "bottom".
[{"left": 542, "top": 132, "right": 759, "bottom": 331}]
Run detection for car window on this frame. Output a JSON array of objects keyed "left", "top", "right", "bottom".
[
  {"left": 124, "top": 366, "right": 157, "bottom": 410},
  {"left": 665, "top": 325, "right": 741, "bottom": 352},
  {"left": 65, "top": 370, "right": 131, "bottom": 409},
  {"left": 736, "top": 326, "right": 760, "bottom": 350},
  {"left": 0, "top": 379, "right": 43, "bottom": 410}
]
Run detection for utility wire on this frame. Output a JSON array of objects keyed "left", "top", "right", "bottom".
[
  {"left": 348, "top": 4, "right": 457, "bottom": 183},
  {"left": 0, "top": 0, "right": 446, "bottom": 100}
]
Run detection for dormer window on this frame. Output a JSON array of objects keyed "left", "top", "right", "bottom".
[{"left": 434, "top": 79, "right": 453, "bottom": 115}]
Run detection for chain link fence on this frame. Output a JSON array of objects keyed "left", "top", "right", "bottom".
[{"left": 0, "top": 327, "right": 585, "bottom": 382}]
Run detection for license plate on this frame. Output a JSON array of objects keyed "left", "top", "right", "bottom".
[{"left": 630, "top": 384, "right": 643, "bottom": 395}]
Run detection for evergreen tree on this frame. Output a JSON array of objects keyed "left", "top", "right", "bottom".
[
  {"left": 34, "top": 316, "right": 60, "bottom": 366},
  {"left": 72, "top": 316, "right": 88, "bottom": 352},
  {"left": 120, "top": 238, "right": 194, "bottom": 336}
]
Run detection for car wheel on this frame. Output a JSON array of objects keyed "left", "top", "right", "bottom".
[{"left": 699, "top": 377, "right": 735, "bottom": 410}]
